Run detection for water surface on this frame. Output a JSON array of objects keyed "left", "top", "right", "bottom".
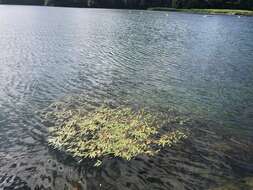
[{"left": 0, "top": 5, "right": 253, "bottom": 190}]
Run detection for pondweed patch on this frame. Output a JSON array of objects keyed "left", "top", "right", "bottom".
[{"left": 47, "top": 106, "right": 188, "bottom": 166}]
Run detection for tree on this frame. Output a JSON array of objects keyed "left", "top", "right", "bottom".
[{"left": 240, "top": 0, "right": 253, "bottom": 9}]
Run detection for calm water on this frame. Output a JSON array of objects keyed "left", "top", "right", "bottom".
[{"left": 0, "top": 5, "right": 253, "bottom": 190}]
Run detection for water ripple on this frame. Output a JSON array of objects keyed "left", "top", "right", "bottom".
[{"left": 0, "top": 5, "right": 253, "bottom": 190}]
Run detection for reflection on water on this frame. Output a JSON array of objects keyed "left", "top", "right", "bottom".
[{"left": 0, "top": 5, "right": 253, "bottom": 190}]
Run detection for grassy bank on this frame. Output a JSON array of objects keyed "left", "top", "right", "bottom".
[{"left": 148, "top": 7, "right": 253, "bottom": 16}]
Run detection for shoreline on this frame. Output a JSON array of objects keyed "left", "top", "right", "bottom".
[{"left": 148, "top": 8, "right": 253, "bottom": 16}]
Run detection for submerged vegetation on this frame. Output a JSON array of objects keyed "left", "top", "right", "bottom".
[{"left": 47, "top": 106, "right": 188, "bottom": 166}]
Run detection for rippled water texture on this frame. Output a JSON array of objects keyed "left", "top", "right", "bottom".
[{"left": 0, "top": 5, "right": 253, "bottom": 190}]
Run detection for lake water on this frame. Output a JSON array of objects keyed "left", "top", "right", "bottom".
[{"left": 0, "top": 5, "right": 253, "bottom": 190}]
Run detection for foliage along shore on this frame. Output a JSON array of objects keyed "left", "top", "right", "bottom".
[
  {"left": 148, "top": 8, "right": 253, "bottom": 16},
  {"left": 0, "top": 0, "right": 253, "bottom": 10}
]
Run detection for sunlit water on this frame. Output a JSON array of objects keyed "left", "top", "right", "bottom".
[{"left": 0, "top": 5, "right": 253, "bottom": 190}]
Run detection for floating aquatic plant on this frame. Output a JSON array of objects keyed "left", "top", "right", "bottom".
[{"left": 47, "top": 106, "right": 188, "bottom": 166}]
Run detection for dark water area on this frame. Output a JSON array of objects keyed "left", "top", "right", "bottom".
[{"left": 0, "top": 5, "right": 253, "bottom": 190}]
